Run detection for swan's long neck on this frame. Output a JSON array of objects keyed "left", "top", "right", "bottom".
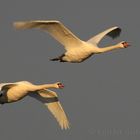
[
  {"left": 31, "top": 84, "right": 56, "bottom": 91},
  {"left": 97, "top": 45, "right": 121, "bottom": 53}
]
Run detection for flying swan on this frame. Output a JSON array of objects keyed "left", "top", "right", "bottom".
[
  {"left": 14, "top": 20, "right": 130, "bottom": 63},
  {"left": 0, "top": 81, "right": 69, "bottom": 129}
]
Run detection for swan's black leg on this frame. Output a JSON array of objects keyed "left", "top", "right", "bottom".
[
  {"left": 50, "top": 58, "right": 60, "bottom": 61},
  {"left": 50, "top": 54, "right": 67, "bottom": 62}
]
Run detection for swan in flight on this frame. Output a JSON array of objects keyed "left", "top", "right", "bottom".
[
  {"left": 0, "top": 81, "right": 69, "bottom": 129},
  {"left": 14, "top": 20, "right": 130, "bottom": 63}
]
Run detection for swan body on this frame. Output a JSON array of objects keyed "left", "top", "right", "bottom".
[
  {"left": 0, "top": 81, "right": 69, "bottom": 129},
  {"left": 14, "top": 20, "right": 130, "bottom": 63}
]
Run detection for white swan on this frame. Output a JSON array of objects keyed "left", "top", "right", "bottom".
[
  {"left": 14, "top": 20, "right": 130, "bottom": 63},
  {"left": 0, "top": 81, "right": 69, "bottom": 129}
]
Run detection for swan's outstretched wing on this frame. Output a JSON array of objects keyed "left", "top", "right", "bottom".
[
  {"left": 14, "top": 20, "right": 83, "bottom": 50},
  {"left": 87, "top": 27, "right": 121, "bottom": 44},
  {"left": 29, "top": 89, "right": 69, "bottom": 129}
]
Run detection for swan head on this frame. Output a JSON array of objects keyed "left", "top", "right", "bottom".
[
  {"left": 119, "top": 41, "right": 130, "bottom": 48},
  {"left": 55, "top": 82, "right": 64, "bottom": 89}
]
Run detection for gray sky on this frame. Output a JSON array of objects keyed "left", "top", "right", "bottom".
[{"left": 0, "top": 0, "right": 140, "bottom": 140}]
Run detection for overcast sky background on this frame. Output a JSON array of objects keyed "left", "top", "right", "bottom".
[{"left": 0, "top": 0, "right": 140, "bottom": 140}]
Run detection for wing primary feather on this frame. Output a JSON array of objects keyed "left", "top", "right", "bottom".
[
  {"left": 29, "top": 89, "right": 70, "bottom": 129},
  {"left": 87, "top": 26, "right": 122, "bottom": 44},
  {"left": 106, "top": 28, "right": 121, "bottom": 39},
  {"left": 47, "top": 101, "right": 70, "bottom": 130},
  {"left": 14, "top": 20, "right": 83, "bottom": 50}
]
